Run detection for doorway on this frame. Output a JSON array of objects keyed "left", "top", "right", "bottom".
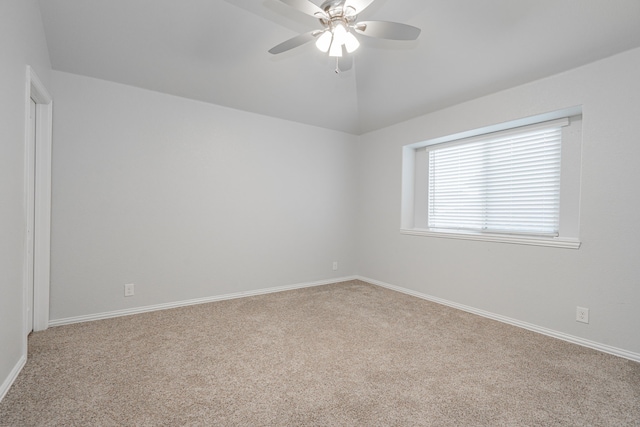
[{"left": 24, "top": 66, "right": 52, "bottom": 338}]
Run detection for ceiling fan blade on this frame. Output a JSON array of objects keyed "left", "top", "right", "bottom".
[
  {"left": 279, "top": 0, "right": 327, "bottom": 18},
  {"left": 268, "top": 31, "right": 319, "bottom": 55},
  {"left": 338, "top": 55, "right": 354, "bottom": 72},
  {"left": 354, "top": 21, "right": 421, "bottom": 40},
  {"left": 344, "top": 0, "right": 376, "bottom": 14}
]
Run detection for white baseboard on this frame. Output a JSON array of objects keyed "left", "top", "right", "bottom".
[
  {"left": 49, "top": 276, "right": 358, "bottom": 327},
  {"left": 45, "top": 274, "right": 640, "bottom": 362},
  {"left": 0, "top": 355, "right": 26, "bottom": 403},
  {"left": 357, "top": 276, "right": 640, "bottom": 363}
]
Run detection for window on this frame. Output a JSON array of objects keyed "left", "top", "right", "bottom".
[
  {"left": 428, "top": 119, "right": 564, "bottom": 236},
  {"left": 401, "top": 109, "right": 582, "bottom": 248}
]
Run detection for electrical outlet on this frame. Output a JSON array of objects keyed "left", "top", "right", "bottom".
[
  {"left": 576, "top": 306, "right": 589, "bottom": 324},
  {"left": 332, "top": 261, "right": 338, "bottom": 271},
  {"left": 124, "top": 283, "right": 135, "bottom": 297}
]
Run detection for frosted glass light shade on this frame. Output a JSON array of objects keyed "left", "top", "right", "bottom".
[
  {"left": 329, "top": 39, "right": 343, "bottom": 57},
  {"left": 344, "top": 32, "right": 360, "bottom": 53},
  {"left": 332, "top": 23, "right": 347, "bottom": 46},
  {"left": 315, "top": 31, "right": 332, "bottom": 53}
]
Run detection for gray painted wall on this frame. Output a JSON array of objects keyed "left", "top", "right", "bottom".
[
  {"left": 0, "top": 0, "right": 51, "bottom": 395},
  {"left": 356, "top": 47, "right": 640, "bottom": 355},
  {"left": 49, "top": 71, "right": 358, "bottom": 320}
]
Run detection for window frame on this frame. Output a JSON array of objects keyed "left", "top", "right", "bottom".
[{"left": 400, "top": 108, "right": 582, "bottom": 249}]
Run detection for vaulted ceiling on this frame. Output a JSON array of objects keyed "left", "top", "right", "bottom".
[{"left": 38, "top": 0, "right": 640, "bottom": 135}]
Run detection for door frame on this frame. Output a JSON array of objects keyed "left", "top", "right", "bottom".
[
  {"left": 24, "top": 66, "right": 52, "bottom": 338},
  {"left": 26, "top": 97, "right": 36, "bottom": 334}
]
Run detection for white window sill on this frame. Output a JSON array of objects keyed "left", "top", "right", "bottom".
[{"left": 400, "top": 228, "right": 581, "bottom": 249}]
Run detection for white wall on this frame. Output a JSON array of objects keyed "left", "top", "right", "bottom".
[
  {"left": 3, "top": 5, "right": 638, "bottom": 403},
  {"left": 0, "top": 0, "right": 51, "bottom": 397},
  {"left": 356, "top": 47, "right": 640, "bottom": 356},
  {"left": 49, "top": 71, "right": 358, "bottom": 321}
]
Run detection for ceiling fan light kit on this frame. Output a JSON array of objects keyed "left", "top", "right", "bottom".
[
  {"left": 269, "top": 0, "right": 420, "bottom": 65},
  {"left": 315, "top": 30, "right": 333, "bottom": 52}
]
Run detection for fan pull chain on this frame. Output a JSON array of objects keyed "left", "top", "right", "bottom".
[{"left": 335, "top": 57, "right": 340, "bottom": 74}]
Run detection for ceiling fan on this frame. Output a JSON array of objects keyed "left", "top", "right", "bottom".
[{"left": 268, "top": 0, "right": 421, "bottom": 66}]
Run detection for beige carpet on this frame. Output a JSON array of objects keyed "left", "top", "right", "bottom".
[{"left": 1, "top": 280, "right": 639, "bottom": 426}]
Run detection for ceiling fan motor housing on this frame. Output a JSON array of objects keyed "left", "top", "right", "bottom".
[
  {"left": 319, "top": 0, "right": 356, "bottom": 31},
  {"left": 320, "top": 0, "right": 348, "bottom": 14}
]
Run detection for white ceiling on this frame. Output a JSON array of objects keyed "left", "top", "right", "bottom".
[{"left": 38, "top": 0, "right": 640, "bottom": 135}]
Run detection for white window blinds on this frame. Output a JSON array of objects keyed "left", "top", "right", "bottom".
[{"left": 427, "top": 119, "right": 568, "bottom": 236}]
